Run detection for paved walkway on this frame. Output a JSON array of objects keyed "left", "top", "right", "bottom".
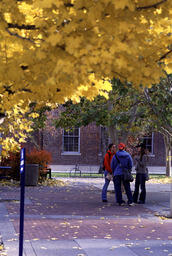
[{"left": 0, "top": 178, "right": 172, "bottom": 256}]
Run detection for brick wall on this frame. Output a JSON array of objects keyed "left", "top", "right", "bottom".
[
  {"left": 43, "top": 123, "right": 101, "bottom": 165},
  {"left": 25, "top": 126, "right": 166, "bottom": 167},
  {"left": 148, "top": 132, "right": 166, "bottom": 166}
]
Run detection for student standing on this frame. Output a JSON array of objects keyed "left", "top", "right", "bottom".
[
  {"left": 133, "top": 147, "right": 148, "bottom": 204},
  {"left": 111, "top": 143, "right": 134, "bottom": 206},
  {"left": 102, "top": 143, "right": 116, "bottom": 202}
]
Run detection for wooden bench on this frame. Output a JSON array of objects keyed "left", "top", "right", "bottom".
[
  {"left": 0, "top": 165, "right": 52, "bottom": 180},
  {"left": 0, "top": 166, "right": 12, "bottom": 179},
  {"left": 39, "top": 165, "right": 52, "bottom": 179},
  {"left": 46, "top": 167, "right": 52, "bottom": 179}
]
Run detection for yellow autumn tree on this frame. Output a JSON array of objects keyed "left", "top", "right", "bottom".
[
  {"left": 0, "top": 0, "right": 172, "bottom": 112},
  {"left": 0, "top": 101, "right": 39, "bottom": 156}
]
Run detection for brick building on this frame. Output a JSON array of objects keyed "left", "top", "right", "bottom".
[{"left": 36, "top": 123, "right": 166, "bottom": 172}]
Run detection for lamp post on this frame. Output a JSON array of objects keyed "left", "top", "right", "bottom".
[
  {"left": 170, "top": 155, "right": 172, "bottom": 217},
  {"left": 0, "top": 114, "right": 5, "bottom": 156}
]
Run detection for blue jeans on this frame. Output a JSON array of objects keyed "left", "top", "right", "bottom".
[
  {"left": 133, "top": 173, "right": 146, "bottom": 203},
  {"left": 102, "top": 170, "right": 111, "bottom": 201},
  {"left": 113, "top": 175, "right": 133, "bottom": 204}
]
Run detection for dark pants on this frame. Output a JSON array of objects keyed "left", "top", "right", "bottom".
[
  {"left": 113, "top": 175, "right": 133, "bottom": 204},
  {"left": 133, "top": 173, "right": 146, "bottom": 203},
  {"left": 102, "top": 170, "right": 110, "bottom": 201}
]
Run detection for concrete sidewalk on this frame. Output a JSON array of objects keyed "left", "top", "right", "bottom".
[
  {"left": 0, "top": 178, "right": 172, "bottom": 256},
  {"left": 50, "top": 165, "right": 166, "bottom": 175}
]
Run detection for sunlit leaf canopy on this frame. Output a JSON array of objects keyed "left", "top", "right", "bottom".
[
  {"left": 0, "top": 0, "right": 172, "bottom": 111},
  {"left": 0, "top": 100, "right": 39, "bottom": 155}
]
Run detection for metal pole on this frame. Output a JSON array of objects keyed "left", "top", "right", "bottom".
[
  {"left": 19, "top": 148, "right": 25, "bottom": 256},
  {"left": 170, "top": 179, "right": 172, "bottom": 217},
  {"left": 170, "top": 155, "right": 172, "bottom": 217}
]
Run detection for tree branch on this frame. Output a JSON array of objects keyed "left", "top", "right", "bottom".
[
  {"left": 160, "top": 126, "right": 172, "bottom": 138},
  {"left": 144, "top": 88, "right": 172, "bottom": 136},
  {"left": 8, "top": 23, "right": 36, "bottom": 30},
  {"left": 113, "top": 72, "right": 127, "bottom": 81},
  {"left": 144, "top": 88, "right": 159, "bottom": 115},
  {"left": 136, "top": 0, "right": 167, "bottom": 10},
  {"left": 126, "top": 104, "right": 139, "bottom": 130},
  {"left": 158, "top": 49, "right": 172, "bottom": 61},
  {"left": 6, "top": 28, "right": 37, "bottom": 43}
]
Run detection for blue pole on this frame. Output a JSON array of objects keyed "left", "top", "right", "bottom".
[{"left": 19, "top": 148, "right": 25, "bottom": 256}]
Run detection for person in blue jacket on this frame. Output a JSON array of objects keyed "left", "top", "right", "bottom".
[{"left": 111, "top": 143, "right": 134, "bottom": 206}]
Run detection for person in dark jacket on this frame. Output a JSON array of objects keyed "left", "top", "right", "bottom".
[
  {"left": 102, "top": 143, "right": 116, "bottom": 202},
  {"left": 133, "top": 146, "right": 148, "bottom": 204},
  {"left": 111, "top": 143, "right": 134, "bottom": 206}
]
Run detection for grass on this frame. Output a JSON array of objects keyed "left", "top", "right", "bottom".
[
  {"left": 148, "top": 175, "right": 172, "bottom": 184},
  {"left": 52, "top": 172, "right": 104, "bottom": 178},
  {"left": 52, "top": 172, "right": 172, "bottom": 184},
  {"left": 52, "top": 172, "right": 170, "bottom": 180}
]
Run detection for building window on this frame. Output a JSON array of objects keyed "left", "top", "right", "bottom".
[
  {"left": 142, "top": 133, "right": 154, "bottom": 154},
  {"left": 63, "top": 128, "right": 80, "bottom": 153}
]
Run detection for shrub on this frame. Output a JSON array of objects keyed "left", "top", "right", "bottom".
[
  {"left": 26, "top": 149, "right": 52, "bottom": 166},
  {"left": 0, "top": 152, "right": 20, "bottom": 180},
  {"left": 0, "top": 149, "right": 52, "bottom": 180},
  {"left": 26, "top": 149, "right": 52, "bottom": 179}
]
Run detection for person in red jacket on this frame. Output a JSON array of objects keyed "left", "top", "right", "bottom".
[{"left": 102, "top": 143, "right": 116, "bottom": 202}]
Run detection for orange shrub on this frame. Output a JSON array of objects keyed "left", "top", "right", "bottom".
[
  {"left": 0, "top": 152, "right": 20, "bottom": 180},
  {"left": 26, "top": 149, "right": 52, "bottom": 168}
]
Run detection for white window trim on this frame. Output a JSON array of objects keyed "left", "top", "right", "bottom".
[
  {"left": 152, "top": 132, "right": 154, "bottom": 155},
  {"left": 143, "top": 132, "right": 154, "bottom": 155},
  {"left": 61, "top": 152, "right": 81, "bottom": 156},
  {"left": 62, "top": 128, "right": 80, "bottom": 154},
  {"left": 149, "top": 132, "right": 155, "bottom": 156}
]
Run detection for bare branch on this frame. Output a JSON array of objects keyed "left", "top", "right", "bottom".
[
  {"left": 8, "top": 23, "right": 36, "bottom": 30},
  {"left": 6, "top": 28, "right": 35, "bottom": 42},
  {"left": 5, "top": 27, "right": 44, "bottom": 44},
  {"left": 158, "top": 49, "right": 172, "bottom": 61},
  {"left": 113, "top": 72, "right": 127, "bottom": 81},
  {"left": 144, "top": 88, "right": 172, "bottom": 136},
  {"left": 160, "top": 126, "right": 172, "bottom": 138},
  {"left": 64, "top": 3, "right": 74, "bottom": 7},
  {"left": 136, "top": 0, "right": 167, "bottom": 10}
]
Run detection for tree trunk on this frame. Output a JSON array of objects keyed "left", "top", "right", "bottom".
[
  {"left": 120, "top": 130, "right": 129, "bottom": 145},
  {"left": 39, "top": 129, "right": 44, "bottom": 150},
  {"left": 106, "top": 100, "right": 119, "bottom": 144},
  {"left": 163, "top": 133, "right": 172, "bottom": 217},
  {"left": 99, "top": 126, "right": 108, "bottom": 162},
  {"left": 107, "top": 125, "right": 118, "bottom": 144},
  {"left": 163, "top": 135, "right": 172, "bottom": 176}
]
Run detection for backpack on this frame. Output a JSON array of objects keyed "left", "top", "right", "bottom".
[{"left": 102, "top": 151, "right": 111, "bottom": 171}]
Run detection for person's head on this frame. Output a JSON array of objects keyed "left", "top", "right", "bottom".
[
  {"left": 139, "top": 146, "right": 146, "bottom": 160},
  {"left": 108, "top": 143, "right": 116, "bottom": 153},
  {"left": 140, "top": 146, "right": 146, "bottom": 155},
  {"left": 118, "top": 142, "right": 126, "bottom": 151},
  {"left": 136, "top": 143, "right": 146, "bottom": 150}
]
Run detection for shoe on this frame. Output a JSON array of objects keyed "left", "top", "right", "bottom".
[
  {"left": 119, "top": 203, "right": 125, "bottom": 206},
  {"left": 102, "top": 199, "right": 108, "bottom": 202},
  {"left": 118, "top": 199, "right": 126, "bottom": 206},
  {"left": 138, "top": 201, "right": 145, "bottom": 204},
  {"left": 118, "top": 201, "right": 125, "bottom": 206},
  {"left": 128, "top": 202, "right": 135, "bottom": 206}
]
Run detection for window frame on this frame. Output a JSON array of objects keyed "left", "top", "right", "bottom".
[
  {"left": 142, "top": 132, "right": 154, "bottom": 155},
  {"left": 61, "top": 128, "right": 81, "bottom": 155}
]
